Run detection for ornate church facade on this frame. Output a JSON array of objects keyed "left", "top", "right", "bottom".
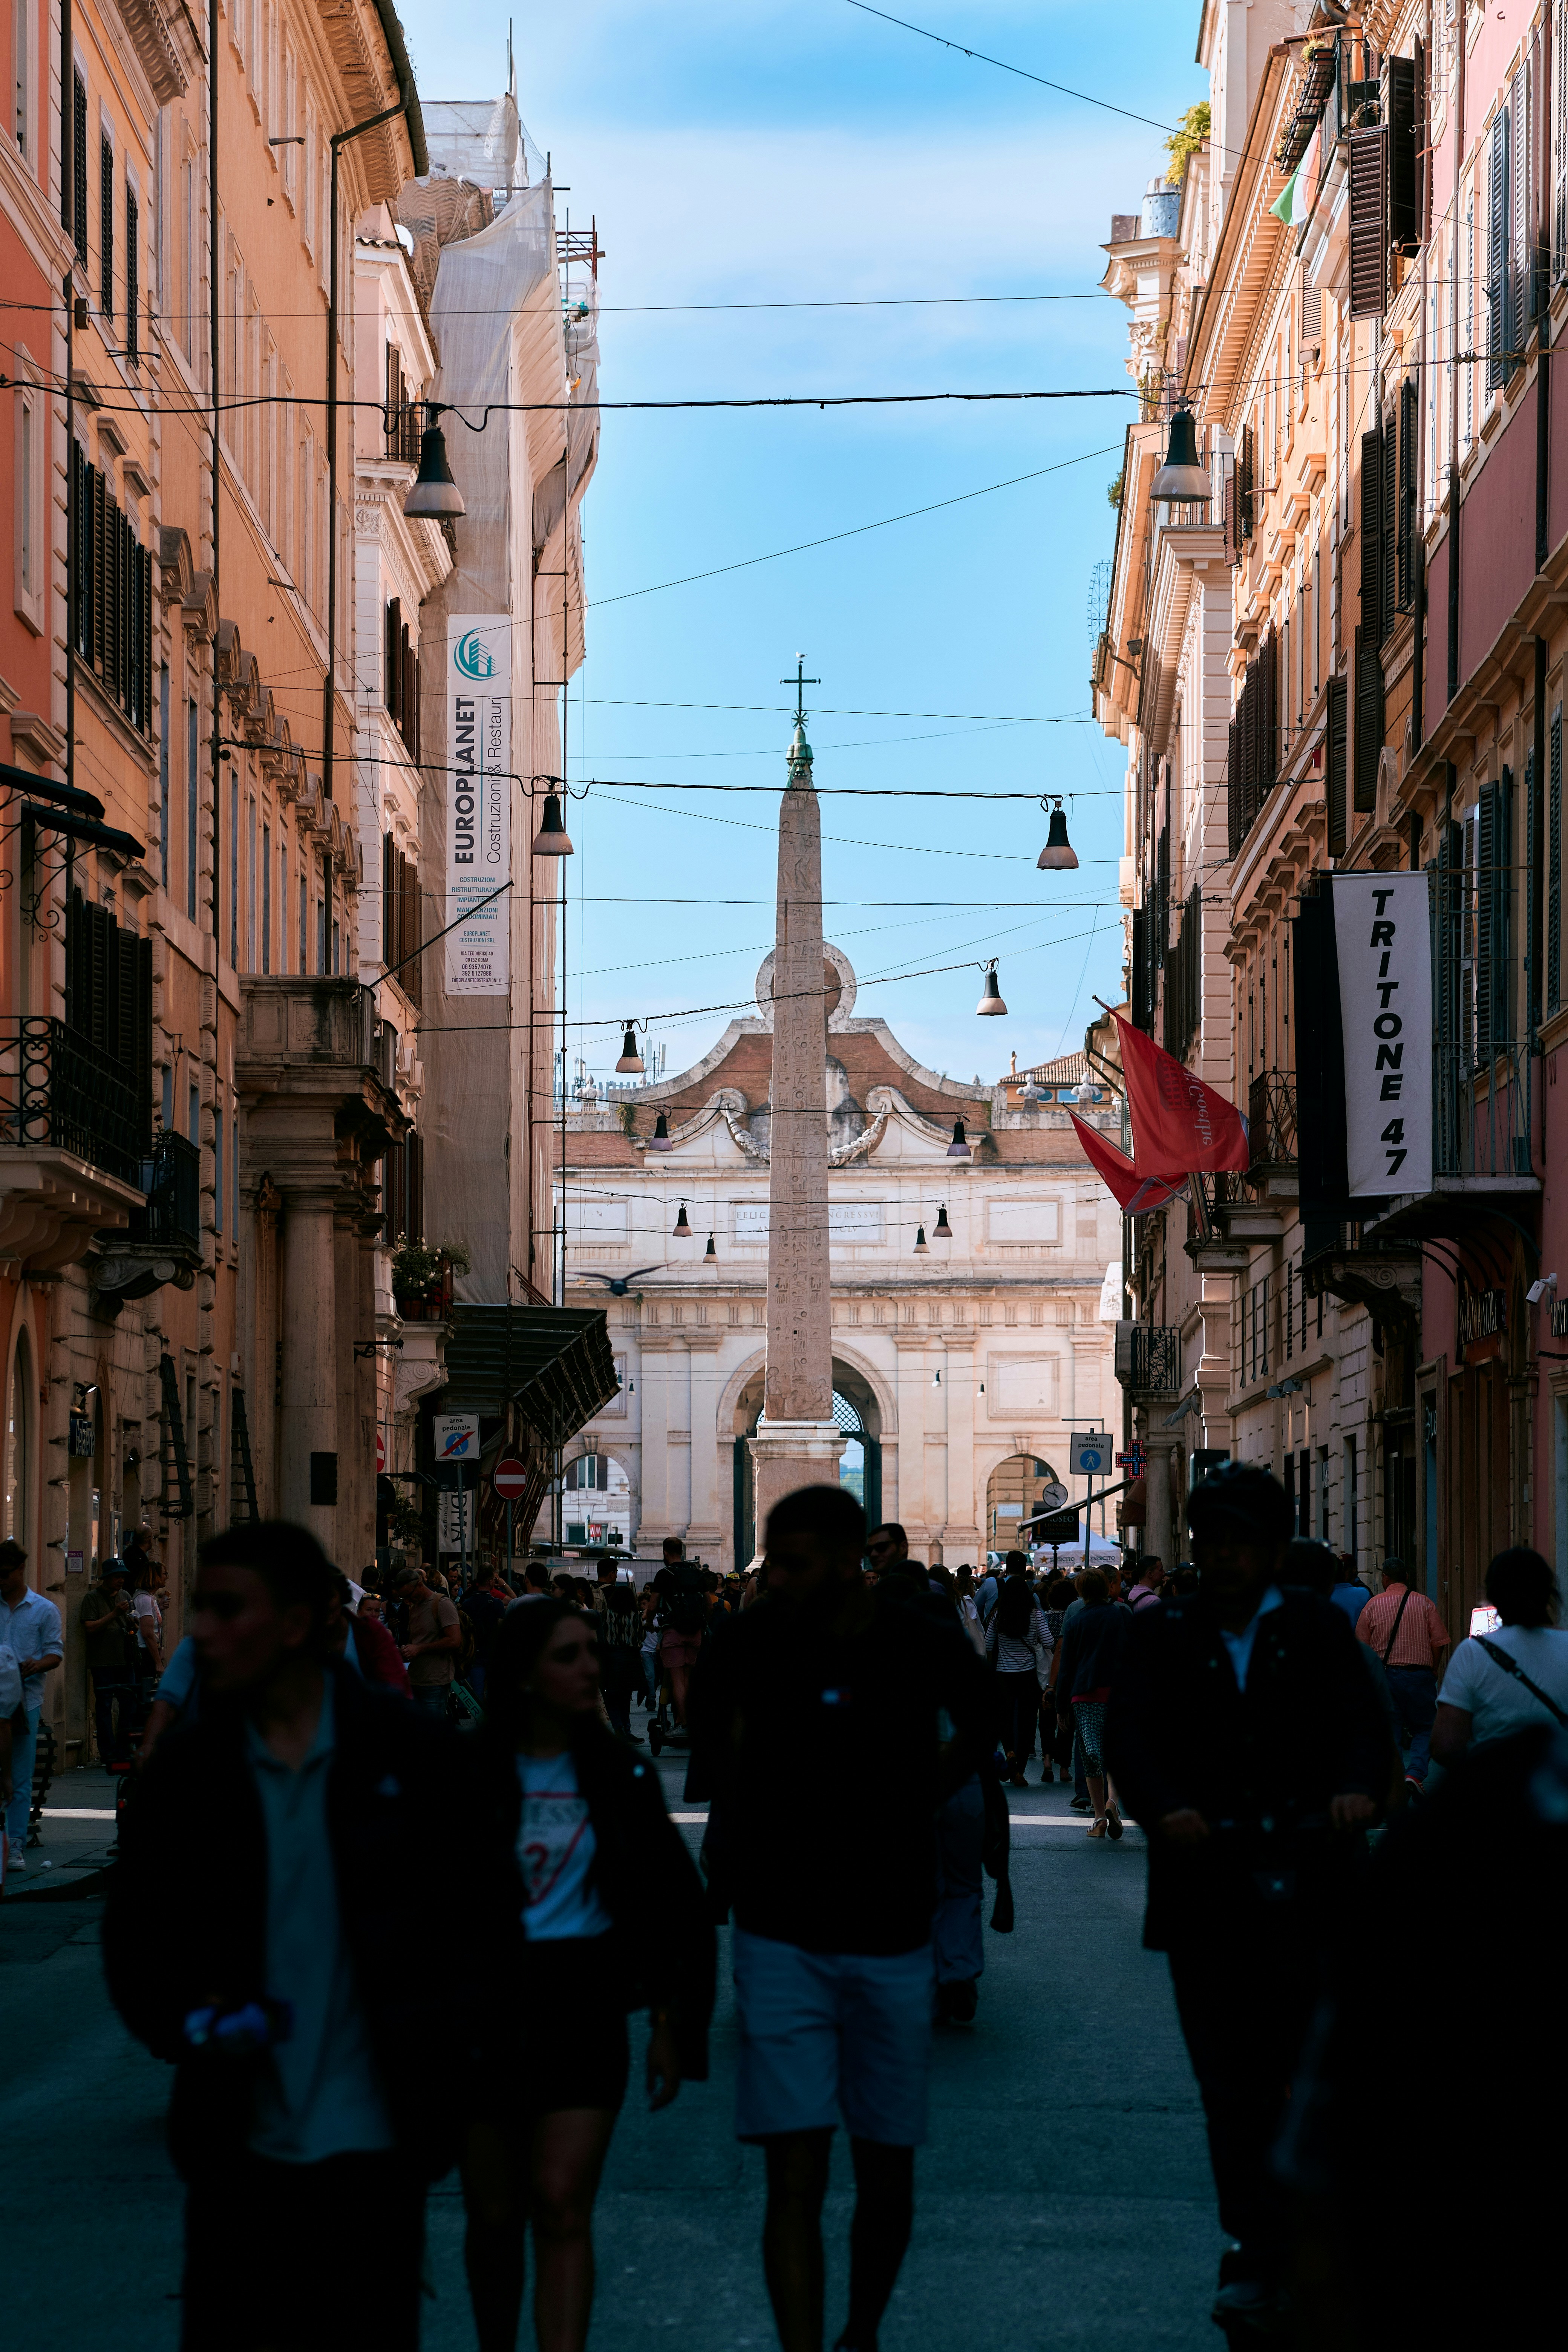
[{"left": 557, "top": 948, "right": 1122, "bottom": 1568}]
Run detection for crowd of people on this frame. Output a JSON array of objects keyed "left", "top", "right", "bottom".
[{"left": 4, "top": 1468, "right": 1566, "bottom": 2348}]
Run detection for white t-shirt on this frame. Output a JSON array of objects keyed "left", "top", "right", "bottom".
[
  {"left": 515, "top": 1750, "right": 613, "bottom": 1942},
  {"left": 1440, "top": 1625, "right": 1568, "bottom": 1746},
  {"left": 133, "top": 1591, "right": 162, "bottom": 1651}
]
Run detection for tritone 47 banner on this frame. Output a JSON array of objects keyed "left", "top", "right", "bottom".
[
  {"left": 1332, "top": 871, "right": 1432, "bottom": 1196},
  {"left": 444, "top": 615, "right": 511, "bottom": 995}
]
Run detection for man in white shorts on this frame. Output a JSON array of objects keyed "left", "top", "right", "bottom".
[{"left": 690, "top": 1485, "right": 990, "bottom": 2352}]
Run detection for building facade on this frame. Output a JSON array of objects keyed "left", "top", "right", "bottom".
[
  {"left": 0, "top": 22, "right": 612, "bottom": 1790},
  {"left": 1095, "top": 0, "right": 1568, "bottom": 1629},
  {"left": 558, "top": 946, "right": 1122, "bottom": 1570}
]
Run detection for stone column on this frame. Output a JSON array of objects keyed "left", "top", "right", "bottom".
[
  {"left": 637, "top": 1335, "right": 678, "bottom": 1544},
  {"left": 942, "top": 1333, "right": 982, "bottom": 1560},
  {"left": 278, "top": 1186, "right": 338, "bottom": 1542},
  {"left": 891, "top": 1328, "right": 931, "bottom": 1553},
  {"left": 750, "top": 718, "right": 842, "bottom": 1548},
  {"left": 686, "top": 1337, "right": 724, "bottom": 1555},
  {"left": 1143, "top": 1427, "right": 1182, "bottom": 1571}
]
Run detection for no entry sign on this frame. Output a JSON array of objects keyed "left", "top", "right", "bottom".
[{"left": 493, "top": 1456, "right": 528, "bottom": 1501}]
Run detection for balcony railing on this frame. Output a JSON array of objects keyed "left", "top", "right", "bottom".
[
  {"left": 127, "top": 1130, "right": 202, "bottom": 1254},
  {"left": 0, "top": 1018, "right": 145, "bottom": 1187},
  {"left": 1114, "top": 1321, "right": 1182, "bottom": 1396},
  {"left": 1248, "top": 1071, "right": 1298, "bottom": 1174}
]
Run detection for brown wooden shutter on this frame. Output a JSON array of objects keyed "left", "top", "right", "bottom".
[
  {"left": 91, "top": 466, "right": 107, "bottom": 673},
  {"left": 1386, "top": 55, "right": 1418, "bottom": 250},
  {"left": 1360, "top": 427, "right": 1383, "bottom": 645},
  {"left": 1354, "top": 626, "right": 1384, "bottom": 812},
  {"left": 1326, "top": 674, "right": 1348, "bottom": 854},
  {"left": 1396, "top": 377, "right": 1418, "bottom": 613},
  {"left": 1380, "top": 404, "right": 1400, "bottom": 642},
  {"left": 1349, "top": 127, "right": 1388, "bottom": 316},
  {"left": 1228, "top": 718, "right": 1241, "bottom": 859}
]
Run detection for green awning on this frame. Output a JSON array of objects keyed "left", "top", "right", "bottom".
[{"left": 438, "top": 1302, "right": 618, "bottom": 1451}]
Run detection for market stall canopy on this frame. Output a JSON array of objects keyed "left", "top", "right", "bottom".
[{"left": 439, "top": 1302, "right": 617, "bottom": 1451}]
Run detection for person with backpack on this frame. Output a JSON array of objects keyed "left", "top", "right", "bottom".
[
  {"left": 591, "top": 1557, "right": 645, "bottom": 1740},
  {"left": 1354, "top": 1557, "right": 1450, "bottom": 1786},
  {"left": 1431, "top": 1546, "right": 1568, "bottom": 1763},
  {"left": 984, "top": 1554, "right": 1053, "bottom": 1788},
  {"left": 655, "top": 1539, "right": 706, "bottom": 1742}
]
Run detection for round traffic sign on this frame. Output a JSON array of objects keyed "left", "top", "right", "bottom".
[
  {"left": 375, "top": 1430, "right": 386, "bottom": 1475},
  {"left": 493, "top": 1456, "right": 528, "bottom": 1501}
]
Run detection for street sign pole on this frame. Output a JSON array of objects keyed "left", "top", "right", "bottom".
[{"left": 506, "top": 1499, "right": 513, "bottom": 1582}]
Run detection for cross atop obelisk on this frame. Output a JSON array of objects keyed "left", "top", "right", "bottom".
[{"left": 748, "top": 658, "right": 844, "bottom": 1558}]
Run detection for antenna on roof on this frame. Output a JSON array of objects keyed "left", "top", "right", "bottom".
[{"left": 507, "top": 18, "right": 515, "bottom": 97}]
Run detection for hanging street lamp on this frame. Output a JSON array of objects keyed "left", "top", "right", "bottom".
[
  {"left": 672, "top": 1202, "right": 691, "bottom": 1238},
  {"left": 948, "top": 1120, "right": 972, "bottom": 1160},
  {"left": 704, "top": 1232, "right": 717, "bottom": 1262},
  {"left": 933, "top": 1204, "right": 952, "bottom": 1243},
  {"left": 1037, "top": 797, "right": 1078, "bottom": 871},
  {"left": 1148, "top": 405, "right": 1214, "bottom": 502},
  {"left": 913, "top": 1223, "right": 929, "bottom": 1255},
  {"left": 403, "top": 405, "right": 466, "bottom": 520},
  {"left": 975, "top": 959, "right": 1008, "bottom": 1016},
  {"left": 615, "top": 1023, "right": 645, "bottom": 1075},
  {"left": 531, "top": 787, "right": 574, "bottom": 856},
  {"left": 650, "top": 1112, "right": 672, "bottom": 1150}
]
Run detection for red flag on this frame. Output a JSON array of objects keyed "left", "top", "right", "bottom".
[
  {"left": 1114, "top": 1013, "right": 1250, "bottom": 1175},
  {"left": 1068, "top": 1114, "right": 1186, "bottom": 1215}
]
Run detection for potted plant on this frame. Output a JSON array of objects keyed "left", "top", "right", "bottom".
[{"left": 390, "top": 1234, "right": 472, "bottom": 1318}]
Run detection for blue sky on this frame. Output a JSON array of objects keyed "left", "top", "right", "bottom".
[{"left": 399, "top": 1, "right": 1207, "bottom": 1086}]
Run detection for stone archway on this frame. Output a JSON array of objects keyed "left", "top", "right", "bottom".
[
  {"left": 984, "top": 1451, "right": 1062, "bottom": 1558},
  {"left": 732, "top": 1356, "right": 886, "bottom": 1570}
]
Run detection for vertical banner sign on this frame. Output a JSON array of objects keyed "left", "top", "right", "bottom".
[
  {"left": 1332, "top": 872, "right": 1433, "bottom": 1196},
  {"left": 446, "top": 615, "right": 511, "bottom": 994}
]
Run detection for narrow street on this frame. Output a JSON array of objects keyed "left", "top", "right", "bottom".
[{"left": 5, "top": 1747, "right": 1220, "bottom": 2352}]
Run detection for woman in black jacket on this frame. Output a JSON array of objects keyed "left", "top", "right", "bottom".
[{"left": 463, "top": 1598, "right": 714, "bottom": 2352}]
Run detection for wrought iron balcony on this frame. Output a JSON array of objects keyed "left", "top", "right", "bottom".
[
  {"left": 1114, "top": 1320, "right": 1182, "bottom": 1397},
  {"left": 1248, "top": 1071, "right": 1298, "bottom": 1174},
  {"left": 0, "top": 1017, "right": 145, "bottom": 1186},
  {"left": 127, "top": 1131, "right": 202, "bottom": 1256}
]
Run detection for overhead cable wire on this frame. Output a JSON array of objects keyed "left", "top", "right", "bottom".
[{"left": 588, "top": 442, "right": 1125, "bottom": 606}]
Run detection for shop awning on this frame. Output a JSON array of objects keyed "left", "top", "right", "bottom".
[{"left": 438, "top": 1302, "right": 618, "bottom": 1451}]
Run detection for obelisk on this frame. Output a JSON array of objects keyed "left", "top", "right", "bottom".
[{"left": 748, "top": 663, "right": 844, "bottom": 1556}]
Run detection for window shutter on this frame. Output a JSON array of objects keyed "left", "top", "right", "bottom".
[
  {"left": 1549, "top": 704, "right": 1562, "bottom": 1012},
  {"left": 1360, "top": 427, "right": 1383, "bottom": 645},
  {"left": 1222, "top": 464, "right": 1237, "bottom": 564},
  {"left": 1386, "top": 55, "right": 1418, "bottom": 250},
  {"left": 1132, "top": 906, "right": 1149, "bottom": 1030},
  {"left": 1511, "top": 63, "right": 1530, "bottom": 338},
  {"left": 1381, "top": 405, "right": 1399, "bottom": 641},
  {"left": 1396, "top": 377, "right": 1418, "bottom": 612},
  {"left": 409, "top": 644, "right": 420, "bottom": 765},
  {"left": 1556, "top": 3, "right": 1568, "bottom": 285},
  {"left": 1526, "top": 747, "right": 1539, "bottom": 1034},
  {"left": 1228, "top": 717, "right": 1241, "bottom": 858},
  {"left": 141, "top": 542, "right": 153, "bottom": 732},
  {"left": 384, "top": 597, "right": 398, "bottom": 709},
  {"left": 1262, "top": 625, "right": 1278, "bottom": 794},
  {"left": 1476, "top": 782, "right": 1498, "bottom": 1064},
  {"left": 91, "top": 466, "right": 107, "bottom": 673},
  {"left": 400, "top": 623, "right": 412, "bottom": 741},
  {"left": 126, "top": 187, "right": 139, "bottom": 364},
  {"left": 100, "top": 133, "right": 114, "bottom": 314},
  {"left": 1326, "top": 675, "right": 1348, "bottom": 854},
  {"left": 1349, "top": 127, "right": 1388, "bottom": 316},
  {"left": 1353, "top": 626, "right": 1384, "bottom": 813},
  {"left": 1415, "top": 36, "right": 1431, "bottom": 244},
  {"left": 1238, "top": 424, "right": 1254, "bottom": 541},
  {"left": 1488, "top": 109, "right": 1511, "bottom": 389}
]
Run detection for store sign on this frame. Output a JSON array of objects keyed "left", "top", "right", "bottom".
[
  {"left": 68, "top": 1412, "right": 95, "bottom": 1458},
  {"left": 445, "top": 614, "right": 510, "bottom": 995},
  {"left": 1457, "top": 1282, "right": 1506, "bottom": 1353},
  {"left": 1331, "top": 873, "right": 1433, "bottom": 1196}
]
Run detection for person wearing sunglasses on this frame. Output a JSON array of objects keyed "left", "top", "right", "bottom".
[{"left": 105, "top": 1521, "right": 522, "bottom": 2352}]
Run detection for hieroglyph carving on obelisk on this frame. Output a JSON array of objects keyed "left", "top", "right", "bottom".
[{"left": 749, "top": 662, "right": 845, "bottom": 1551}]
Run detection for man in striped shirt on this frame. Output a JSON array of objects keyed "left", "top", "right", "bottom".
[{"left": 1355, "top": 1559, "right": 1450, "bottom": 1786}]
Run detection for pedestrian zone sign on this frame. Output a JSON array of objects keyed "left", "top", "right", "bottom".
[
  {"left": 433, "top": 1412, "right": 479, "bottom": 1461},
  {"left": 1070, "top": 1432, "right": 1110, "bottom": 1477}
]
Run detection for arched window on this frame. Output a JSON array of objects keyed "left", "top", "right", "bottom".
[{"left": 5, "top": 1330, "right": 32, "bottom": 1547}]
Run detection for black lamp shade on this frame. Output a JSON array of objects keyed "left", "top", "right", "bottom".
[
  {"left": 1149, "top": 407, "right": 1212, "bottom": 501},
  {"left": 1037, "top": 801, "right": 1079, "bottom": 871},
  {"left": 948, "top": 1120, "right": 971, "bottom": 1159},
  {"left": 672, "top": 1203, "right": 691, "bottom": 1237},
  {"left": 403, "top": 421, "right": 466, "bottom": 519},
  {"left": 615, "top": 1026, "right": 645, "bottom": 1075},
  {"left": 531, "top": 792, "right": 574, "bottom": 856}
]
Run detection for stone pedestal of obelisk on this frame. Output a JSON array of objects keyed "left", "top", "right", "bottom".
[{"left": 748, "top": 712, "right": 844, "bottom": 1557}]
